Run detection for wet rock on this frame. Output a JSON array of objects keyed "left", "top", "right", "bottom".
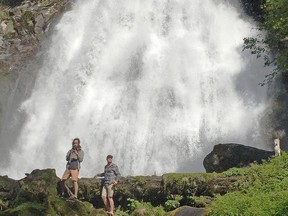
[
  {"left": 34, "top": 13, "right": 45, "bottom": 35},
  {"left": 203, "top": 143, "right": 274, "bottom": 173},
  {"left": 2, "top": 169, "right": 97, "bottom": 215},
  {"left": 0, "top": 0, "right": 71, "bottom": 73},
  {"left": 170, "top": 206, "right": 204, "bottom": 216},
  {"left": 0, "top": 175, "right": 19, "bottom": 202}
]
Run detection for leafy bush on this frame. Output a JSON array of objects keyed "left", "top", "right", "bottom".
[
  {"left": 126, "top": 198, "right": 165, "bottom": 216},
  {"left": 164, "top": 200, "right": 180, "bottom": 211},
  {"left": 243, "top": 0, "right": 288, "bottom": 85},
  {"left": 207, "top": 153, "right": 288, "bottom": 215}
]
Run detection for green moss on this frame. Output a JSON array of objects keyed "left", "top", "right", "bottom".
[
  {"left": 135, "top": 176, "right": 147, "bottom": 186},
  {"left": 3, "top": 202, "right": 46, "bottom": 216},
  {"left": 0, "top": 5, "right": 9, "bottom": 21},
  {"left": 193, "top": 196, "right": 207, "bottom": 208},
  {"left": 4, "top": 19, "right": 15, "bottom": 36},
  {"left": 162, "top": 173, "right": 222, "bottom": 197},
  {"left": 126, "top": 198, "right": 166, "bottom": 216}
]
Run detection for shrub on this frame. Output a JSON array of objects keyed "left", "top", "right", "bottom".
[
  {"left": 207, "top": 153, "right": 288, "bottom": 215},
  {"left": 164, "top": 200, "right": 180, "bottom": 211}
]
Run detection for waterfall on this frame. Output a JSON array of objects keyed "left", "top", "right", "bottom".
[{"left": 0, "top": 0, "right": 269, "bottom": 179}]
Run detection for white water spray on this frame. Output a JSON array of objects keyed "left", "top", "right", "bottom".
[{"left": 1, "top": 0, "right": 268, "bottom": 178}]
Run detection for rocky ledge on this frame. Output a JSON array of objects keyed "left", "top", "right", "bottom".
[{"left": 0, "top": 168, "right": 240, "bottom": 215}]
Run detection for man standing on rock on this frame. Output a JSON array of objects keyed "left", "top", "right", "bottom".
[
  {"left": 95, "top": 155, "right": 121, "bottom": 215},
  {"left": 59, "top": 138, "right": 84, "bottom": 199}
]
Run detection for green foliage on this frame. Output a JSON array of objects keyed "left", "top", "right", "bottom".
[
  {"left": 126, "top": 198, "right": 165, "bottom": 216},
  {"left": 207, "top": 153, "right": 288, "bottom": 215},
  {"left": 164, "top": 200, "right": 180, "bottom": 211},
  {"left": 224, "top": 167, "right": 250, "bottom": 177},
  {"left": 243, "top": 0, "right": 288, "bottom": 85},
  {"left": 163, "top": 173, "right": 219, "bottom": 197},
  {"left": 194, "top": 196, "right": 208, "bottom": 208},
  {"left": 127, "top": 198, "right": 142, "bottom": 212},
  {"left": 179, "top": 195, "right": 195, "bottom": 206},
  {"left": 3, "top": 202, "right": 46, "bottom": 216}
]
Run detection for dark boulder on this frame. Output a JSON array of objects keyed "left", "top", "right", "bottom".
[
  {"left": 172, "top": 206, "right": 204, "bottom": 216},
  {"left": 203, "top": 143, "right": 274, "bottom": 173}
]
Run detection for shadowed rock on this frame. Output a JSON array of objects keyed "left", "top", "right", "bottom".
[
  {"left": 203, "top": 143, "right": 274, "bottom": 173},
  {"left": 171, "top": 206, "right": 204, "bottom": 216}
]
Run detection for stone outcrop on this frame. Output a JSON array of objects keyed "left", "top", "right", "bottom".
[
  {"left": 203, "top": 143, "right": 274, "bottom": 173},
  {"left": 0, "top": 0, "right": 71, "bottom": 74},
  {"left": 0, "top": 168, "right": 240, "bottom": 215},
  {"left": 0, "top": 175, "right": 19, "bottom": 211},
  {"left": 0, "top": 0, "right": 72, "bottom": 154},
  {"left": 1, "top": 169, "right": 97, "bottom": 215}
]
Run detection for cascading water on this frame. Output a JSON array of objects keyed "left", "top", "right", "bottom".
[{"left": 0, "top": 0, "right": 269, "bottom": 179}]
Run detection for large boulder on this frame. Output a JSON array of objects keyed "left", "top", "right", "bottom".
[
  {"left": 170, "top": 206, "right": 204, "bottom": 216},
  {"left": 2, "top": 169, "right": 97, "bottom": 216},
  {"left": 203, "top": 143, "right": 274, "bottom": 173}
]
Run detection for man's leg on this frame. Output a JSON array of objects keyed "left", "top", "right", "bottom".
[
  {"left": 107, "top": 184, "right": 114, "bottom": 214},
  {"left": 101, "top": 186, "right": 110, "bottom": 212},
  {"left": 107, "top": 197, "right": 114, "bottom": 214},
  {"left": 71, "top": 169, "right": 79, "bottom": 198}
]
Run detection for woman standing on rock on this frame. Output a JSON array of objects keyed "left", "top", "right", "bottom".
[{"left": 59, "top": 138, "right": 84, "bottom": 199}]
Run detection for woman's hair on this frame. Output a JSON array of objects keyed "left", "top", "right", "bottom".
[
  {"left": 72, "top": 137, "right": 80, "bottom": 144},
  {"left": 72, "top": 138, "right": 81, "bottom": 150}
]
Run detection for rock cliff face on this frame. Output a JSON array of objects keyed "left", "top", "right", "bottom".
[
  {"left": 0, "top": 0, "right": 71, "bottom": 152},
  {"left": 0, "top": 0, "right": 71, "bottom": 73},
  {"left": 203, "top": 143, "right": 274, "bottom": 173}
]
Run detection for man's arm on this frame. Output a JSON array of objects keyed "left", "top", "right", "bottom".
[
  {"left": 94, "top": 167, "right": 105, "bottom": 178},
  {"left": 113, "top": 165, "right": 121, "bottom": 183},
  {"left": 94, "top": 172, "right": 104, "bottom": 178}
]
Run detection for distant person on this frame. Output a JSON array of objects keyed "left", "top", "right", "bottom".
[
  {"left": 273, "top": 128, "right": 286, "bottom": 156},
  {"left": 59, "top": 138, "right": 84, "bottom": 199},
  {"left": 274, "top": 138, "right": 281, "bottom": 156},
  {"left": 95, "top": 155, "right": 121, "bottom": 215}
]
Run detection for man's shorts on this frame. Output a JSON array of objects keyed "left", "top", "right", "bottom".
[
  {"left": 61, "top": 169, "right": 79, "bottom": 181},
  {"left": 101, "top": 184, "right": 114, "bottom": 197}
]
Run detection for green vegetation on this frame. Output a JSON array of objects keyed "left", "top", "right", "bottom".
[
  {"left": 126, "top": 198, "right": 166, "bottom": 216},
  {"left": 243, "top": 0, "right": 288, "bottom": 85},
  {"left": 206, "top": 153, "right": 288, "bottom": 215},
  {"left": 164, "top": 199, "right": 180, "bottom": 211},
  {"left": 242, "top": 0, "right": 288, "bottom": 142}
]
